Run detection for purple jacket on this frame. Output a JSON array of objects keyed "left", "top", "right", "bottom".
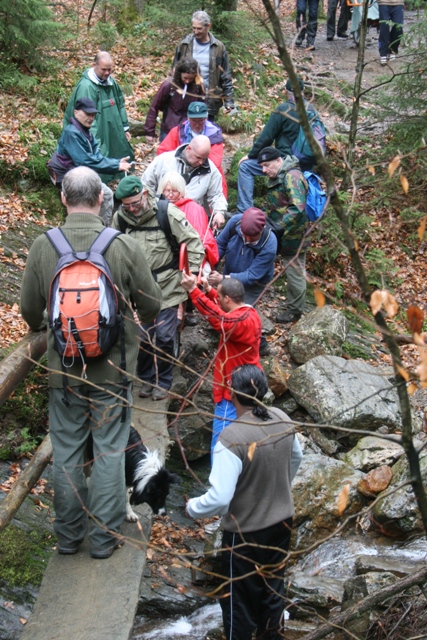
[{"left": 144, "top": 78, "right": 205, "bottom": 138}]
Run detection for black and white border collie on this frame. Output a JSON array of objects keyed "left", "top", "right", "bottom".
[{"left": 125, "top": 426, "right": 180, "bottom": 522}]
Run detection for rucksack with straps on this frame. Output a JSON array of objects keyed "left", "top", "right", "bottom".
[
  {"left": 303, "top": 171, "right": 327, "bottom": 222},
  {"left": 292, "top": 108, "right": 327, "bottom": 167},
  {"left": 46, "top": 226, "right": 124, "bottom": 368},
  {"left": 117, "top": 198, "right": 179, "bottom": 276}
]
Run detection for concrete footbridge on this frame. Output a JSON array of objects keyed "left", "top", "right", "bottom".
[{"left": 20, "top": 390, "right": 171, "bottom": 640}]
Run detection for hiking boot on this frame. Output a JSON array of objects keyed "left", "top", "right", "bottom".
[
  {"left": 295, "top": 35, "right": 304, "bottom": 46},
  {"left": 185, "top": 312, "right": 198, "bottom": 326},
  {"left": 327, "top": 36, "right": 334, "bottom": 41},
  {"left": 337, "top": 32, "right": 348, "bottom": 38},
  {"left": 152, "top": 387, "right": 169, "bottom": 402},
  {"left": 91, "top": 540, "right": 122, "bottom": 560},
  {"left": 57, "top": 546, "right": 80, "bottom": 555},
  {"left": 305, "top": 41, "right": 316, "bottom": 50},
  {"left": 259, "top": 336, "right": 271, "bottom": 357},
  {"left": 138, "top": 382, "right": 152, "bottom": 398},
  {"left": 276, "top": 310, "right": 302, "bottom": 324}
]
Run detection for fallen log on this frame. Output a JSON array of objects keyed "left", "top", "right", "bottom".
[
  {"left": 301, "top": 564, "right": 427, "bottom": 640},
  {"left": 0, "top": 434, "right": 52, "bottom": 531},
  {"left": 0, "top": 331, "right": 47, "bottom": 406}
]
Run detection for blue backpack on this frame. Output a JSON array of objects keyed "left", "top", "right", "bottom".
[
  {"left": 292, "top": 108, "right": 327, "bottom": 168},
  {"left": 303, "top": 171, "right": 327, "bottom": 222}
]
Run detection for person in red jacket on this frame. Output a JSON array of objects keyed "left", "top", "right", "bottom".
[
  {"left": 158, "top": 170, "right": 219, "bottom": 271},
  {"left": 181, "top": 271, "right": 262, "bottom": 462},
  {"left": 156, "top": 101, "right": 227, "bottom": 197},
  {"left": 144, "top": 59, "right": 205, "bottom": 143}
]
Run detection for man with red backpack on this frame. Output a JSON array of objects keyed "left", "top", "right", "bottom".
[{"left": 20, "top": 167, "right": 162, "bottom": 559}]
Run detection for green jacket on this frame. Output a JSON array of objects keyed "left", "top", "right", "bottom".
[
  {"left": 63, "top": 68, "right": 134, "bottom": 181},
  {"left": 20, "top": 214, "right": 162, "bottom": 388},
  {"left": 248, "top": 98, "right": 315, "bottom": 160},
  {"left": 112, "top": 190, "right": 205, "bottom": 310},
  {"left": 266, "top": 156, "right": 310, "bottom": 255}
]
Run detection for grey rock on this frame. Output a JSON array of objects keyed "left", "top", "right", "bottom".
[
  {"left": 127, "top": 117, "right": 145, "bottom": 137},
  {"left": 341, "top": 572, "right": 397, "bottom": 635},
  {"left": 292, "top": 453, "right": 365, "bottom": 546},
  {"left": 310, "top": 427, "right": 340, "bottom": 455},
  {"left": 168, "top": 390, "right": 213, "bottom": 461},
  {"left": 288, "top": 306, "right": 349, "bottom": 364},
  {"left": 343, "top": 435, "right": 404, "bottom": 471},
  {"left": 373, "top": 447, "right": 427, "bottom": 535},
  {"left": 275, "top": 393, "right": 299, "bottom": 414},
  {"left": 287, "top": 356, "right": 401, "bottom": 435},
  {"left": 355, "top": 554, "right": 424, "bottom": 578}
]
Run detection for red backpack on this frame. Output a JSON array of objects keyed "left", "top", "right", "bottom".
[{"left": 46, "top": 226, "right": 126, "bottom": 384}]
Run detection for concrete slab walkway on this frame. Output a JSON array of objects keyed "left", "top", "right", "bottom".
[{"left": 20, "top": 389, "right": 171, "bottom": 640}]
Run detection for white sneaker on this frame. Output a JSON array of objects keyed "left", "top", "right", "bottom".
[
  {"left": 380, "top": 56, "right": 388, "bottom": 66},
  {"left": 389, "top": 53, "right": 396, "bottom": 61}
]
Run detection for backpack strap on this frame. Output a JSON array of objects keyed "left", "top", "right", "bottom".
[
  {"left": 45, "top": 227, "right": 75, "bottom": 256},
  {"left": 89, "top": 227, "right": 121, "bottom": 255}
]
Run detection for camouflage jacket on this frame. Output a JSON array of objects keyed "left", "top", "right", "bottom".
[{"left": 266, "top": 155, "right": 310, "bottom": 255}]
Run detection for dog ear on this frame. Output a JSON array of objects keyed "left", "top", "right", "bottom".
[{"left": 168, "top": 472, "right": 181, "bottom": 485}]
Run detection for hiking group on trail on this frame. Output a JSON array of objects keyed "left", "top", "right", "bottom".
[{"left": 19, "top": 8, "right": 351, "bottom": 637}]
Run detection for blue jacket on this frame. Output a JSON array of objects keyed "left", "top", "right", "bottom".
[
  {"left": 56, "top": 118, "right": 120, "bottom": 175},
  {"left": 217, "top": 214, "right": 277, "bottom": 287}
]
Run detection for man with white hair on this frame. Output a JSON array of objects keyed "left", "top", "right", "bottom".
[
  {"left": 173, "top": 10, "right": 235, "bottom": 120},
  {"left": 142, "top": 135, "right": 227, "bottom": 227},
  {"left": 63, "top": 51, "right": 134, "bottom": 181}
]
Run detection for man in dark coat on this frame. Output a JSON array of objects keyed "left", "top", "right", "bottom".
[
  {"left": 173, "top": 10, "right": 235, "bottom": 120},
  {"left": 63, "top": 51, "right": 134, "bottom": 181}
]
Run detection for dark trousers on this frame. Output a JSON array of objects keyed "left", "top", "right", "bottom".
[
  {"left": 296, "top": 0, "right": 320, "bottom": 45},
  {"left": 327, "top": 0, "right": 350, "bottom": 37},
  {"left": 378, "top": 4, "right": 404, "bottom": 56},
  {"left": 137, "top": 305, "right": 178, "bottom": 390},
  {"left": 220, "top": 518, "right": 293, "bottom": 640}
]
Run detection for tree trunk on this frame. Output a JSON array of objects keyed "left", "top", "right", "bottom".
[
  {"left": 0, "top": 435, "right": 52, "bottom": 531},
  {"left": 133, "top": 0, "right": 144, "bottom": 15},
  {"left": 0, "top": 331, "right": 47, "bottom": 407}
]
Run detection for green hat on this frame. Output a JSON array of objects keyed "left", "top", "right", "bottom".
[
  {"left": 285, "top": 76, "right": 304, "bottom": 92},
  {"left": 115, "top": 175, "right": 143, "bottom": 200},
  {"left": 187, "top": 102, "right": 208, "bottom": 118}
]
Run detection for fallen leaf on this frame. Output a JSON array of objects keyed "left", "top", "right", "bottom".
[
  {"left": 396, "top": 365, "right": 409, "bottom": 381},
  {"left": 369, "top": 290, "right": 398, "bottom": 318},
  {"left": 387, "top": 155, "right": 400, "bottom": 177},
  {"left": 248, "top": 442, "right": 257, "bottom": 461},
  {"left": 418, "top": 216, "right": 427, "bottom": 241},
  {"left": 400, "top": 174, "right": 409, "bottom": 195},
  {"left": 314, "top": 288, "right": 326, "bottom": 308},
  {"left": 368, "top": 165, "right": 375, "bottom": 175},
  {"left": 337, "top": 484, "right": 350, "bottom": 516},
  {"left": 407, "top": 305, "right": 424, "bottom": 335}
]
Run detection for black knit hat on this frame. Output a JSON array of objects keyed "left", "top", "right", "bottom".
[
  {"left": 285, "top": 76, "right": 304, "bottom": 92},
  {"left": 257, "top": 147, "right": 282, "bottom": 164}
]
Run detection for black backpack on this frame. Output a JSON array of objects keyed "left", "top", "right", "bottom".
[{"left": 117, "top": 198, "right": 179, "bottom": 276}]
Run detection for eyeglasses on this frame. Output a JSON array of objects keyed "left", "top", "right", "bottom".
[
  {"left": 122, "top": 193, "right": 143, "bottom": 211},
  {"left": 163, "top": 188, "right": 180, "bottom": 196}
]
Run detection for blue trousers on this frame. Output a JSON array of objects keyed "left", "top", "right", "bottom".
[
  {"left": 378, "top": 4, "right": 403, "bottom": 57},
  {"left": 237, "top": 159, "right": 265, "bottom": 214},
  {"left": 137, "top": 305, "right": 178, "bottom": 390},
  {"left": 296, "top": 0, "right": 320, "bottom": 44},
  {"left": 211, "top": 398, "right": 237, "bottom": 464}
]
